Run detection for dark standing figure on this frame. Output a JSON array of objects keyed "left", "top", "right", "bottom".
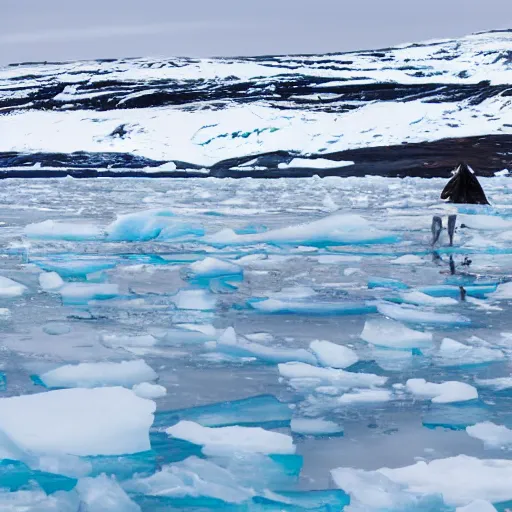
[{"left": 431, "top": 163, "right": 489, "bottom": 271}]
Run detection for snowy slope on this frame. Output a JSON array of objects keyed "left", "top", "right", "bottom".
[{"left": 0, "top": 30, "right": 511, "bottom": 177}]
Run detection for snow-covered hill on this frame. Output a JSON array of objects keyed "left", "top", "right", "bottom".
[{"left": 1, "top": 30, "right": 511, "bottom": 177}]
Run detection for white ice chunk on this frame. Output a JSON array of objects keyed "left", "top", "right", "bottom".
[
  {"left": 309, "top": 340, "right": 359, "bottom": 368},
  {"left": 171, "top": 289, "right": 216, "bottom": 310},
  {"left": 436, "top": 338, "right": 504, "bottom": 366},
  {"left": 205, "top": 214, "right": 396, "bottom": 246},
  {"left": 217, "top": 327, "right": 317, "bottom": 365},
  {"left": 76, "top": 473, "right": 141, "bottom": 512},
  {"left": 278, "top": 158, "right": 354, "bottom": 169},
  {"left": 39, "top": 360, "right": 157, "bottom": 388},
  {"left": 132, "top": 382, "right": 167, "bottom": 399},
  {"left": 290, "top": 417, "right": 343, "bottom": 436},
  {"left": 166, "top": 421, "right": 295, "bottom": 455},
  {"left": 337, "top": 389, "right": 392, "bottom": 405},
  {"left": 466, "top": 421, "right": 512, "bottom": 449},
  {"left": 377, "top": 302, "right": 470, "bottom": 326},
  {"left": 401, "top": 290, "right": 458, "bottom": 306},
  {"left": 490, "top": 282, "right": 512, "bottom": 299},
  {"left": 39, "top": 271, "right": 64, "bottom": 291},
  {"left": 0, "top": 276, "right": 27, "bottom": 298},
  {"left": 59, "top": 282, "right": 119, "bottom": 302},
  {"left": 406, "top": 378, "right": 478, "bottom": 403},
  {"left": 360, "top": 317, "right": 433, "bottom": 349},
  {"left": 24, "top": 220, "right": 103, "bottom": 240},
  {"left": 188, "top": 257, "right": 242, "bottom": 278},
  {"left": 278, "top": 362, "right": 387, "bottom": 392},
  {"left": 269, "top": 286, "right": 317, "bottom": 300},
  {"left": 391, "top": 254, "right": 425, "bottom": 265},
  {"left": 0, "top": 489, "right": 79, "bottom": 512},
  {"left": 378, "top": 455, "right": 512, "bottom": 507},
  {"left": 0, "top": 387, "right": 155, "bottom": 456},
  {"left": 456, "top": 500, "right": 497, "bottom": 512},
  {"left": 475, "top": 377, "right": 512, "bottom": 391}
]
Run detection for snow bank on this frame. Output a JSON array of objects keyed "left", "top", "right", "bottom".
[
  {"left": 309, "top": 340, "right": 358, "bottom": 368},
  {"left": 39, "top": 360, "right": 157, "bottom": 388},
  {"left": 166, "top": 421, "right": 296, "bottom": 455},
  {"left": 360, "top": 317, "right": 433, "bottom": 349},
  {"left": 205, "top": 214, "right": 397, "bottom": 246},
  {"left": 0, "top": 387, "right": 155, "bottom": 456},
  {"left": 406, "top": 378, "right": 478, "bottom": 403},
  {"left": 24, "top": 220, "right": 103, "bottom": 241}
]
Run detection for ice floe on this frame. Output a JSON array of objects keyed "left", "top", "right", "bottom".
[
  {"left": 466, "top": 421, "right": 512, "bottom": 449},
  {"left": 435, "top": 338, "right": 504, "bottom": 367},
  {"left": 309, "top": 340, "right": 359, "bottom": 369},
  {"left": 406, "top": 378, "right": 478, "bottom": 403},
  {"left": 360, "top": 317, "right": 433, "bottom": 349},
  {"left": 38, "top": 271, "right": 64, "bottom": 291},
  {"left": 290, "top": 417, "right": 343, "bottom": 436}
]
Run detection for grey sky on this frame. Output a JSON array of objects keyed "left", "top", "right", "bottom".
[{"left": 2, "top": 0, "right": 511, "bottom": 65}]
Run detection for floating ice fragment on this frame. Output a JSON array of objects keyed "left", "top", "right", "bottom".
[
  {"left": 170, "top": 289, "right": 216, "bottom": 310},
  {"left": 76, "top": 473, "right": 141, "bottom": 512},
  {"left": 250, "top": 298, "right": 375, "bottom": 316},
  {"left": 456, "top": 501, "right": 497, "bottom": 512},
  {"left": 24, "top": 220, "right": 103, "bottom": 241},
  {"left": 165, "top": 421, "right": 296, "bottom": 455},
  {"left": 269, "top": 286, "right": 317, "bottom": 300},
  {"left": 377, "top": 302, "right": 471, "bottom": 326},
  {"left": 155, "top": 394, "right": 292, "bottom": 429},
  {"left": 360, "top": 317, "right": 433, "bottom": 349},
  {"left": 217, "top": 327, "right": 317, "bottom": 365},
  {"left": 35, "top": 258, "right": 117, "bottom": 278},
  {"left": 0, "top": 488, "right": 79, "bottom": 512},
  {"left": 60, "top": 283, "right": 119, "bottom": 304},
  {"left": 39, "top": 360, "right": 157, "bottom": 389},
  {"left": 187, "top": 257, "right": 242, "bottom": 278},
  {"left": 0, "top": 276, "right": 27, "bottom": 298},
  {"left": 421, "top": 284, "right": 497, "bottom": 299},
  {"left": 278, "top": 362, "right": 387, "bottom": 392},
  {"left": 309, "top": 340, "right": 359, "bottom": 368},
  {"left": 42, "top": 322, "right": 71, "bottom": 335},
  {"left": 39, "top": 271, "right": 64, "bottom": 291},
  {"left": 337, "top": 388, "right": 393, "bottom": 405},
  {"left": 436, "top": 338, "right": 504, "bottom": 367},
  {"left": 474, "top": 377, "right": 512, "bottom": 391},
  {"left": 391, "top": 254, "right": 425, "bottom": 265},
  {"left": 106, "top": 209, "right": 203, "bottom": 242},
  {"left": 132, "top": 383, "right": 167, "bottom": 399},
  {"left": 466, "top": 421, "right": 512, "bottom": 449},
  {"left": 422, "top": 404, "right": 489, "bottom": 431},
  {"left": 406, "top": 378, "right": 478, "bottom": 403},
  {"left": 205, "top": 214, "right": 398, "bottom": 246},
  {"left": 401, "top": 290, "right": 458, "bottom": 306},
  {"left": 490, "top": 282, "right": 512, "bottom": 300},
  {"left": 368, "top": 277, "right": 409, "bottom": 290},
  {"left": 290, "top": 417, "right": 343, "bottom": 436},
  {"left": 0, "top": 387, "right": 155, "bottom": 456}
]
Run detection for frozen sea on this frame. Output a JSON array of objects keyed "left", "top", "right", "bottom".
[{"left": 0, "top": 175, "right": 511, "bottom": 510}]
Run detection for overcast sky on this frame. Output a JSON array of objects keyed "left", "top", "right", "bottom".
[{"left": 2, "top": 0, "right": 511, "bottom": 65}]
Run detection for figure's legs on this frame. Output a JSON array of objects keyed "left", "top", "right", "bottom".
[
  {"left": 449, "top": 255, "right": 456, "bottom": 275},
  {"left": 431, "top": 216, "right": 443, "bottom": 246},
  {"left": 448, "top": 214, "right": 457, "bottom": 246}
]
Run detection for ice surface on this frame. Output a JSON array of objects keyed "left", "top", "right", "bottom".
[
  {"left": 165, "top": 421, "right": 296, "bottom": 455},
  {"left": 368, "top": 277, "right": 409, "bottom": 290},
  {"left": 475, "top": 377, "right": 512, "bottom": 391},
  {"left": 490, "top": 282, "right": 512, "bottom": 300},
  {"left": 406, "top": 378, "right": 478, "bottom": 403},
  {"left": 0, "top": 489, "right": 79, "bottom": 512},
  {"left": 278, "top": 158, "right": 354, "bottom": 169},
  {"left": 155, "top": 394, "right": 292, "bottom": 429},
  {"left": 456, "top": 501, "right": 497, "bottom": 512},
  {"left": 278, "top": 362, "right": 387, "bottom": 392},
  {"left": 170, "top": 289, "right": 216, "bottom": 310},
  {"left": 24, "top": 220, "right": 103, "bottom": 241},
  {"left": 0, "top": 276, "right": 27, "bottom": 298},
  {"left": 100, "top": 334, "right": 158, "bottom": 349},
  {"left": 34, "top": 258, "right": 118, "bottom": 278},
  {"left": 106, "top": 209, "right": 203, "bottom": 242},
  {"left": 435, "top": 338, "right": 504, "bottom": 367},
  {"left": 466, "top": 422, "right": 512, "bottom": 449},
  {"left": 59, "top": 283, "right": 119, "bottom": 304},
  {"left": 250, "top": 298, "right": 374, "bottom": 316},
  {"left": 400, "top": 290, "right": 458, "bottom": 306},
  {"left": 76, "top": 473, "right": 141, "bottom": 512},
  {"left": 206, "top": 214, "right": 397, "bottom": 246},
  {"left": 39, "top": 271, "right": 64, "bottom": 291},
  {"left": 0, "top": 387, "right": 155, "bottom": 456},
  {"left": 290, "top": 418, "right": 343, "bottom": 436},
  {"left": 132, "top": 382, "right": 167, "bottom": 399},
  {"left": 309, "top": 340, "right": 359, "bottom": 369},
  {"left": 216, "top": 327, "right": 317, "bottom": 365},
  {"left": 336, "top": 388, "right": 393, "bottom": 405},
  {"left": 187, "top": 257, "right": 242, "bottom": 278},
  {"left": 391, "top": 254, "right": 425, "bottom": 265},
  {"left": 38, "top": 360, "right": 157, "bottom": 388},
  {"left": 360, "top": 317, "right": 433, "bottom": 349},
  {"left": 377, "top": 302, "right": 471, "bottom": 326}
]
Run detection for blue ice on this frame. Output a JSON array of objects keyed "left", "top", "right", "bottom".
[
  {"left": 33, "top": 258, "right": 118, "bottom": 278},
  {"left": 368, "top": 277, "right": 409, "bottom": 290},
  {"left": 154, "top": 394, "right": 293, "bottom": 429},
  {"left": 419, "top": 285, "right": 497, "bottom": 299},
  {"left": 248, "top": 298, "right": 376, "bottom": 316},
  {"left": 422, "top": 404, "right": 490, "bottom": 431}
]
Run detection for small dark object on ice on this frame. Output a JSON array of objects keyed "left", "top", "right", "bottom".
[
  {"left": 441, "top": 163, "right": 489, "bottom": 205},
  {"left": 459, "top": 286, "right": 467, "bottom": 301},
  {"left": 447, "top": 214, "right": 457, "bottom": 246},
  {"left": 461, "top": 256, "right": 472, "bottom": 267}
]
